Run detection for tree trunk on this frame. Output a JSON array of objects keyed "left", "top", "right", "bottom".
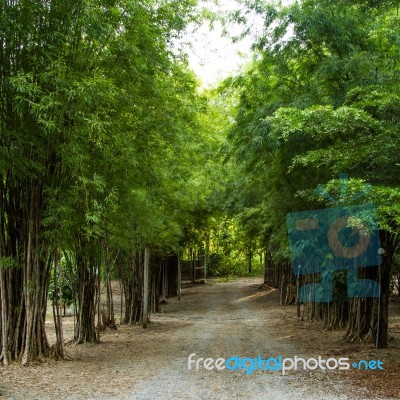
[
  {"left": 248, "top": 248, "right": 253, "bottom": 274},
  {"left": 74, "top": 246, "right": 99, "bottom": 344},
  {"left": 263, "top": 250, "right": 268, "bottom": 284},
  {"left": 375, "top": 230, "right": 398, "bottom": 348},
  {"left": 51, "top": 250, "right": 64, "bottom": 359},
  {"left": 143, "top": 248, "right": 150, "bottom": 328},
  {"left": 177, "top": 252, "right": 182, "bottom": 300},
  {"left": 100, "top": 242, "right": 117, "bottom": 331},
  {"left": 21, "top": 185, "right": 51, "bottom": 365}
]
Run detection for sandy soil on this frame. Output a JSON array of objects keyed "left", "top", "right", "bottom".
[{"left": 0, "top": 278, "right": 399, "bottom": 400}]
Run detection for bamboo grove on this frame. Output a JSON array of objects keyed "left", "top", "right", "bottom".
[
  {"left": 1, "top": 0, "right": 400, "bottom": 366},
  {"left": 223, "top": 0, "right": 400, "bottom": 349},
  {"left": 0, "top": 0, "right": 207, "bottom": 365}
]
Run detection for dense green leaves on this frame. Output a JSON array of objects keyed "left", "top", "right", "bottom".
[
  {"left": 221, "top": 0, "right": 400, "bottom": 347},
  {"left": 225, "top": 0, "right": 400, "bottom": 263},
  {"left": 0, "top": 0, "right": 214, "bottom": 363}
]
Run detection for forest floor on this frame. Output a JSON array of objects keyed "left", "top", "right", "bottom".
[{"left": 0, "top": 278, "right": 399, "bottom": 400}]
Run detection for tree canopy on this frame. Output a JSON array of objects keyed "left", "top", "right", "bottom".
[{"left": 1, "top": 0, "right": 400, "bottom": 366}]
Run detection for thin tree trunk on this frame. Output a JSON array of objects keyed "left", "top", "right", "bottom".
[{"left": 143, "top": 247, "right": 150, "bottom": 328}]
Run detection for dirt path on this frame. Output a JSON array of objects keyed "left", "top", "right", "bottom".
[{"left": 1, "top": 278, "right": 398, "bottom": 399}]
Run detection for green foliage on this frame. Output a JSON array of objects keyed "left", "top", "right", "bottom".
[
  {"left": 2, "top": 0, "right": 400, "bottom": 361},
  {"left": 223, "top": 0, "right": 400, "bottom": 266},
  {"left": 48, "top": 271, "right": 75, "bottom": 309},
  {"left": 1, "top": 0, "right": 230, "bottom": 359},
  {"left": 0, "top": 257, "right": 19, "bottom": 270},
  {"left": 207, "top": 251, "right": 263, "bottom": 278},
  {"left": 207, "top": 253, "right": 237, "bottom": 277}
]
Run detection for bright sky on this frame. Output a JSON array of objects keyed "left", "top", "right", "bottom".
[
  {"left": 177, "top": 0, "right": 297, "bottom": 88},
  {"left": 180, "top": 0, "right": 265, "bottom": 88}
]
